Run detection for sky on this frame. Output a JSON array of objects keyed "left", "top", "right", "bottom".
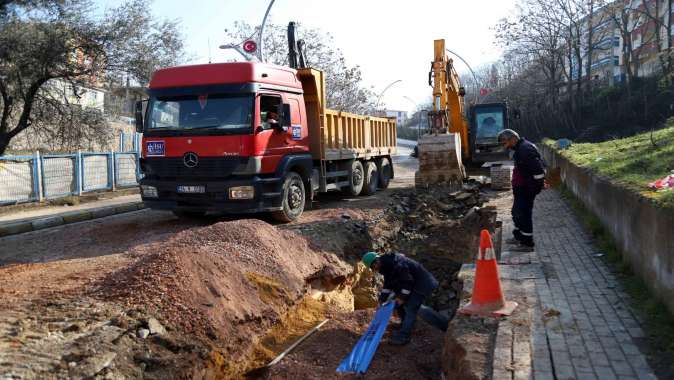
[{"left": 95, "top": 0, "right": 518, "bottom": 113}]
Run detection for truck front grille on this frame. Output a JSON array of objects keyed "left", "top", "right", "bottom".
[{"left": 142, "top": 157, "right": 244, "bottom": 178}]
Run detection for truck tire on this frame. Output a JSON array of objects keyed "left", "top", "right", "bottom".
[
  {"left": 344, "top": 160, "right": 364, "bottom": 196},
  {"left": 172, "top": 210, "right": 206, "bottom": 219},
  {"left": 377, "top": 157, "right": 392, "bottom": 189},
  {"left": 361, "top": 161, "right": 379, "bottom": 196},
  {"left": 272, "top": 171, "right": 305, "bottom": 222}
]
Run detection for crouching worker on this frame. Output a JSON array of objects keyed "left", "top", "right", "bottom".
[{"left": 362, "top": 251, "right": 449, "bottom": 345}]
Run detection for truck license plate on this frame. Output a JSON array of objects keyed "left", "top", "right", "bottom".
[{"left": 177, "top": 185, "right": 205, "bottom": 194}]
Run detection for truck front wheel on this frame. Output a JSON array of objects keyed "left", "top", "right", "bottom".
[
  {"left": 361, "top": 161, "right": 379, "bottom": 195},
  {"left": 344, "top": 160, "right": 364, "bottom": 196},
  {"left": 272, "top": 172, "right": 305, "bottom": 222}
]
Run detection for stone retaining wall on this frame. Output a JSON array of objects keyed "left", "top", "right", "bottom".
[{"left": 540, "top": 145, "right": 674, "bottom": 314}]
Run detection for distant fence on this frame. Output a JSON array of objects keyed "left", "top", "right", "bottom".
[
  {"left": 0, "top": 151, "right": 141, "bottom": 206},
  {"left": 119, "top": 132, "right": 142, "bottom": 153}
]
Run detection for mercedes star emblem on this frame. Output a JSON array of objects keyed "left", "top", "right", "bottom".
[{"left": 183, "top": 152, "right": 199, "bottom": 168}]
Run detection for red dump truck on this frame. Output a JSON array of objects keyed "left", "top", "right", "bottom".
[{"left": 134, "top": 62, "right": 397, "bottom": 221}]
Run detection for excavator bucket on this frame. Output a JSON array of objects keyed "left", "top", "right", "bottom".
[
  {"left": 415, "top": 133, "right": 464, "bottom": 189},
  {"left": 414, "top": 39, "right": 467, "bottom": 189}
]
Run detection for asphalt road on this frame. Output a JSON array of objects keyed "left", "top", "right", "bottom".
[{"left": 0, "top": 147, "right": 418, "bottom": 266}]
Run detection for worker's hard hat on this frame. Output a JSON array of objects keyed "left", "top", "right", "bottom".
[{"left": 362, "top": 252, "right": 379, "bottom": 268}]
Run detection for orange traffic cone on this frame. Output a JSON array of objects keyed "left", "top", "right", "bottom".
[{"left": 458, "top": 229, "right": 517, "bottom": 317}]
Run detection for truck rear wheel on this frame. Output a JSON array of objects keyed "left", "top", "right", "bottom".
[
  {"left": 361, "top": 161, "right": 379, "bottom": 195},
  {"left": 344, "top": 160, "right": 364, "bottom": 196},
  {"left": 377, "top": 157, "right": 392, "bottom": 189},
  {"left": 272, "top": 172, "right": 305, "bottom": 222}
]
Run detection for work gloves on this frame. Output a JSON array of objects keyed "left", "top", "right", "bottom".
[{"left": 378, "top": 290, "right": 395, "bottom": 305}]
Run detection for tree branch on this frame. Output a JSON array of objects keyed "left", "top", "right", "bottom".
[{"left": 8, "top": 77, "right": 50, "bottom": 139}]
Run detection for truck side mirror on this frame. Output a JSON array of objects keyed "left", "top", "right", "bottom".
[
  {"left": 282, "top": 104, "right": 291, "bottom": 127},
  {"left": 135, "top": 100, "right": 145, "bottom": 133}
]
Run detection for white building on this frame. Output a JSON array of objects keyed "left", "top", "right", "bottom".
[
  {"left": 384, "top": 109, "right": 408, "bottom": 126},
  {"left": 44, "top": 79, "right": 106, "bottom": 113}
]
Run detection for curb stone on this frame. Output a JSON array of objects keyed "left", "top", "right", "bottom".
[
  {"left": 0, "top": 222, "right": 33, "bottom": 237},
  {"left": 0, "top": 201, "right": 146, "bottom": 238},
  {"left": 32, "top": 216, "right": 65, "bottom": 230}
]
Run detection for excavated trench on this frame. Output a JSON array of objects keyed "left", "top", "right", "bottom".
[
  {"left": 241, "top": 183, "right": 497, "bottom": 379},
  {"left": 80, "top": 183, "right": 497, "bottom": 379},
  {"left": 0, "top": 184, "right": 498, "bottom": 380}
]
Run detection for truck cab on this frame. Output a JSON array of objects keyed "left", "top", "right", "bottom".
[
  {"left": 136, "top": 61, "right": 397, "bottom": 222},
  {"left": 137, "top": 62, "right": 314, "bottom": 221}
]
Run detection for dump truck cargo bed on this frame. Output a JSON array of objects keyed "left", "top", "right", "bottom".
[{"left": 297, "top": 68, "right": 397, "bottom": 161}]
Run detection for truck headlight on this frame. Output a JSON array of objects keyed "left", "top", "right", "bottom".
[
  {"left": 229, "top": 186, "right": 254, "bottom": 200},
  {"left": 141, "top": 185, "right": 158, "bottom": 198}
]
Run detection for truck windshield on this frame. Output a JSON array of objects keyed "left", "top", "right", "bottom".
[
  {"left": 474, "top": 107, "right": 505, "bottom": 141},
  {"left": 147, "top": 94, "right": 253, "bottom": 132}
]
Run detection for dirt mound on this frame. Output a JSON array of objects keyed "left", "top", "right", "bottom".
[{"left": 93, "top": 219, "right": 351, "bottom": 378}]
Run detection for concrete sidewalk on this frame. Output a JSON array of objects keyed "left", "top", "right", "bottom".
[
  {"left": 0, "top": 194, "right": 144, "bottom": 237},
  {"left": 529, "top": 190, "right": 655, "bottom": 380},
  {"left": 469, "top": 189, "right": 657, "bottom": 379},
  {"left": 459, "top": 190, "right": 656, "bottom": 380}
]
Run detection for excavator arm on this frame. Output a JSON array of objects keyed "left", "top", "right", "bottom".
[
  {"left": 415, "top": 39, "right": 469, "bottom": 189},
  {"left": 427, "top": 39, "right": 469, "bottom": 158}
]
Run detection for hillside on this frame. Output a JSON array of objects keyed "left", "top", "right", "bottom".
[{"left": 547, "top": 119, "right": 674, "bottom": 208}]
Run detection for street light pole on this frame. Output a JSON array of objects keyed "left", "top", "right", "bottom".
[
  {"left": 445, "top": 48, "right": 480, "bottom": 105},
  {"left": 257, "top": 0, "right": 276, "bottom": 62},
  {"left": 219, "top": 0, "right": 276, "bottom": 62},
  {"left": 374, "top": 79, "right": 402, "bottom": 114}
]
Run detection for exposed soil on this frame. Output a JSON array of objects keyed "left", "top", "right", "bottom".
[
  {"left": 0, "top": 151, "right": 503, "bottom": 379},
  {"left": 262, "top": 309, "right": 444, "bottom": 380}
]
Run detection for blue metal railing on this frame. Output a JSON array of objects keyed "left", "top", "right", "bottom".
[{"left": 0, "top": 150, "right": 141, "bottom": 206}]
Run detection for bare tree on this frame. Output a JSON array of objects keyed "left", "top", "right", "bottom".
[
  {"left": 224, "top": 21, "right": 377, "bottom": 114},
  {"left": 495, "top": 0, "right": 566, "bottom": 108},
  {"left": 606, "top": 0, "right": 652, "bottom": 86},
  {"left": 636, "top": 0, "right": 673, "bottom": 75},
  {"left": 0, "top": 0, "right": 185, "bottom": 155}
]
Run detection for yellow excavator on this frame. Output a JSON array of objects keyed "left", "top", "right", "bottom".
[
  {"left": 415, "top": 39, "right": 469, "bottom": 188},
  {"left": 415, "top": 39, "right": 512, "bottom": 186}
]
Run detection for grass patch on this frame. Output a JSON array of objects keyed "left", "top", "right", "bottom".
[
  {"left": 559, "top": 187, "right": 674, "bottom": 358},
  {"left": 553, "top": 121, "right": 674, "bottom": 208}
]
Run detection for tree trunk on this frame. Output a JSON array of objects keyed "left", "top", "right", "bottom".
[
  {"left": 0, "top": 132, "right": 10, "bottom": 156},
  {"left": 585, "top": 0, "right": 595, "bottom": 94},
  {"left": 665, "top": 0, "right": 672, "bottom": 74}
]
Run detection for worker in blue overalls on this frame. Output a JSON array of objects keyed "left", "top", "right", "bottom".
[{"left": 362, "top": 251, "right": 449, "bottom": 345}]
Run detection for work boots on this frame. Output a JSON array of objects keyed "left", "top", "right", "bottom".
[
  {"left": 506, "top": 237, "right": 535, "bottom": 252},
  {"left": 390, "top": 331, "right": 411, "bottom": 346}
]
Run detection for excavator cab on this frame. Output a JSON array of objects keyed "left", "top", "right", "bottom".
[{"left": 469, "top": 102, "right": 510, "bottom": 164}]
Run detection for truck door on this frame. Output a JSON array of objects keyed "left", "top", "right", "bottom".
[{"left": 256, "top": 93, "right": 307, "bottom": 157}]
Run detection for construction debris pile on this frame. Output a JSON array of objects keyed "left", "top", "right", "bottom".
[
  {"left": 384, "top": 181, "right": 497, "bottom": 261},
  {"left": 378, "top": 181, "right": 498, "bottom": 315}
]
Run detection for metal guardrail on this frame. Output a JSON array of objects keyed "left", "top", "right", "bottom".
[{"left": 0, "top": 151, "right": 141, "bottom": 206}]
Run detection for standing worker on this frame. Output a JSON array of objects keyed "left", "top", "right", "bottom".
[
  {"left": 361, "top": 251, "right": 449, "bottom": 346},
  {"left": 497, "top": 129, "right": 546, "bottom": 251}
]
